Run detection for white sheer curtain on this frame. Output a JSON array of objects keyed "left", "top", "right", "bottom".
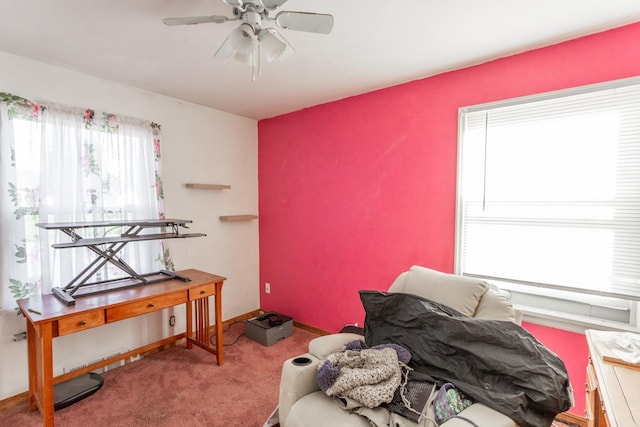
[{"left": 0, "top": 93, "right": 170, "bottom": 312}]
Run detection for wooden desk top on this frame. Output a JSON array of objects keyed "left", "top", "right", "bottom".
[
  {"left": 586, "top": 329, "right": 640, "bottom": 427},
  {"left": 17, "top": 269, "right": 226, "bottom": 325}
]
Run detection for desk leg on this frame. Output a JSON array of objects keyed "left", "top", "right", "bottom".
[
  {"left": 186, "top": 282, "right": 224, "bottom": 365},
  {"left": 29, "top": 320, "right": 55, "bottom": 427},
  {"left": 214, "top": 281, "right": 224, "bottom": 365},
  {"left": 186, "top": 299, "right": 193, "bottom": 350},
  {"left": 26, "top": 319, "right": 37, "bottom": 411}
]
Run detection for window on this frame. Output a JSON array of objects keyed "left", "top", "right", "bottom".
[
  {"left": 0, "top": 93, "right": 170, "bottom": 312},
  {"left": 456, "top": 78, "right": 640, "bottom": 330}
]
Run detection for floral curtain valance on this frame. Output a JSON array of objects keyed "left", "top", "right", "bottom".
[{"left": 0, "top": 92, "right": 171, "bottom": 313}]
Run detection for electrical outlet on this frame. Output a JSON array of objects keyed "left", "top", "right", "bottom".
[{"left": 265, "top": 282, "right": 271, "bottom": 294}]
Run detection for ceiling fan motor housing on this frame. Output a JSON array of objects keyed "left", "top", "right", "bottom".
[{"left": 242, "top": 10, "right": 263, "bottom": 30}]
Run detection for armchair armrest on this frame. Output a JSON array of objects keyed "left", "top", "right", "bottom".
[
  {"left": 278, "top": 333, "right": 364, "bottom": 425},
  {"left": 279, "top": 353, "right": 321, "bottom": 424},
  {"left": 308, "top": 333, "right": 364, "bottom": 359}
]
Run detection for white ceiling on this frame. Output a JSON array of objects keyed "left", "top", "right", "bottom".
[{"left": 1, "top": 1, "right": 640, "bottom": 120}]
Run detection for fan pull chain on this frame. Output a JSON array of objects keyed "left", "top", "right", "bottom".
[
  {"left": 257, "top": 37, "right": 262, "bottom": 79},
  {"left": 251, "top": 37, "right": 257, "bottom": 82}
]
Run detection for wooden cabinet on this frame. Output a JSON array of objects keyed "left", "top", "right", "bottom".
[
  {"left": 585, "top": 356, "right": 609, "bottom": 427},
  {"left": 585, "top": 329, "right": 640, "bottom": 427}
]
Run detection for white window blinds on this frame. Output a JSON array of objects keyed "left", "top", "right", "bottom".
[{"left": 457, "top": 78, "right": 640, "bottom": 302}]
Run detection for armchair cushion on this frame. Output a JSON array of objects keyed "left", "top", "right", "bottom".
[
  {"left": 388, "top": 266, "right": 488, "bottom": 317},
  {"left": 474, "top": 286, "right": 517, "bottom": 323}
]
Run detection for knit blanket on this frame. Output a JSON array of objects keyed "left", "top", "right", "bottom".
[{"left": 317, "top": 341, "right": 411, "bottom": 408}]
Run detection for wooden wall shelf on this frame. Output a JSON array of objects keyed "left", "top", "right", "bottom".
[
  {"left": 185, "top": 183, "right": 231, "bottom": 190},
  {"left": 219, "top": 215, "right": 258, "bottom": 222}
]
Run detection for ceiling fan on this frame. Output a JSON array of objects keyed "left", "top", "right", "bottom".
[{"left": 163, "top": 0, "right": 334, "bottom": 81}]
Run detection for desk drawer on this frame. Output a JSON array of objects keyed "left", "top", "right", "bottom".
[
  {"left": 188, "top": 282, "right": 217, "bottom": 300},
  {"left": 58, "top": 310, "right": 105, "bottom": 336},
  {"left": 106, "top": 292, "right": 187, "bottom": 322}
]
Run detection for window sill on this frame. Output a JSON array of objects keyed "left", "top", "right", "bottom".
[{"left": 516, "top": 304, "right": 640, "bottom": 334}]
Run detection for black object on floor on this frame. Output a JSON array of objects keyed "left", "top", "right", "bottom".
[
  {"left": 54, "top": 372, "right": 104, "bottom": 410},
  {"left": 339, "top": 325, "right": 364, "bottom": 335}
]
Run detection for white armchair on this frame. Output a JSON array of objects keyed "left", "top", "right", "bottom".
[{"left": 277, "top": 266, "right": 522, "bottom": 427}]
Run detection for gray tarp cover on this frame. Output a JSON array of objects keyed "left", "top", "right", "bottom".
[{"left": 360, "top": 290, "right": 572, "bottom": 427}]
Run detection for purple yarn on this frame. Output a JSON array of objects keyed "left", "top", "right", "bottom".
[
  {"left": 343, "top": 340, "right": 367, "bottom": 351},
  {"left": 316, "top": 340, "right": 413, "bottom": 393},
  {"left": 344, "top": 339, "right": 412, "bottom": 364},
  {"left": 317, "top": 359, "right": 341, "bottom": 392},
  {"left": 372, "top": 343, "right": 412, "bottom": 364}
]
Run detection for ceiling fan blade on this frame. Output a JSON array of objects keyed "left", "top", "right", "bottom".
[
  {"left": 261, "top": 0, "right": 289, "bottom": 10},
  {"left": 163, "top": 15, "right": 228, "bottom": 26},
  {"left": 275, "top": 12, "right": 334, "bottom": 35}
]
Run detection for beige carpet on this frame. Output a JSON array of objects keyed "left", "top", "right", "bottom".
[
  {"left": 2, "top": 323, "right": 318, "bottom": 427},
  {"left": 1, "top": 323, "right": 581, "bottom": 427}
]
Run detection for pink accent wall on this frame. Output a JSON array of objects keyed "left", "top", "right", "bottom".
[
  {"left": 258, "top": 22, "right": 640, "bottom": 417},
  {"left": 522, "top": 321, "right": 589, "bottom": 416}
]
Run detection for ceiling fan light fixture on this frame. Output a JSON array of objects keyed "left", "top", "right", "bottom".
[
  {"left": 259, "top": 28, "right": 294, "bottom": 62},
  {"left": 214, "top": 23, "right": 255, "bottom": 63}
]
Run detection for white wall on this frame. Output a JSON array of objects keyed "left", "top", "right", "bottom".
[{"left": 0, "top": 50, "right": 259, "bottom": 400}]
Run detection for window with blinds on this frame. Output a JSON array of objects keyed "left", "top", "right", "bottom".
[{"left": 455, "top": 77, "right": 640, "bottom": 328}]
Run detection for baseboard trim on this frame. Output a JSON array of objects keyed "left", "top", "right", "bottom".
[
  {"left": 0, "top": 391, "right": 28, "bottom": 412},
  {"left": 256, "top": 308, "right": 331, "bottom": 336},
  {"left": 292, "top": 321, "right": 331, "bottom": 336},
  {"left": 223, "top": 310, "right": 261, "bottom": 325}
]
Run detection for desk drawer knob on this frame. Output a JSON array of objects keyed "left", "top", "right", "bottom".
[
  {"left": 80, "top": 320, "right": 87, "bottom": 326},
  {"left": 200, "top": 290, "right": 206, "bottom": 294},
  {"left": 148, "top": 303, "right": 155, "bottom": 308}
]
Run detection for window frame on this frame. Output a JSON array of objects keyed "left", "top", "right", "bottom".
[{"left": 455, "top": 76, "right": 640, "bottom": 333}]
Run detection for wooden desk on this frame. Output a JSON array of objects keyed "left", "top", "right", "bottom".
[
  {"left": 17, "top": 269, "right": 225, "bottom": 427},
  {"left": 585, "top": 329, "right": 640, "bottom": 427}
]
